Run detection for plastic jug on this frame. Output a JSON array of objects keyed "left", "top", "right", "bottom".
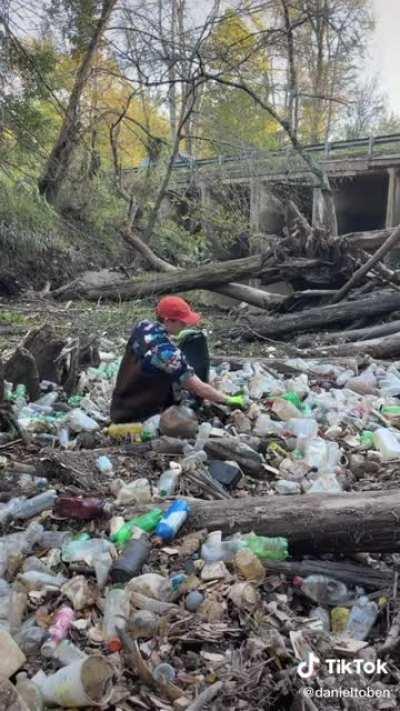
[{"left": 373, "top": 427, "right": 400, "bottom": 460}]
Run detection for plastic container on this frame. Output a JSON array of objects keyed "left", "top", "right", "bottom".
[
  {"left": 158, "top": 463, "right": 182, "bottom": 497},
  {"left": 380, "top": 369, "right": 400, "bottom": 397},
  {"left": 272, "top": 399, "right": 301, "bottom": 421},
  {"left": 345, "top": 596, "right": 379, "bottom": 640},
  {"left": 373, "top": 427, "right": 400, "bottom": 460},
  {"left": 294, "top": 575, "right": 350, "bottom": 605},
  {"left": 54, "top": 496, "right": 109, "bottom": 520},
  {"left": 103, "top": 588, "right": 130, "bottom": 641},
  {"left": 331, "top": 606, "right": 350, "bottom": 634},
  {"left": 243, "top": 534, "right": 288, "bottom": 561},
  {"left": 11, "top": 490, "right": 57, "bottom": 521},
  {"left": 201, "top": 531, "right": 241, "bottom": 563},
  {"left": 155, "top": 500, "right": 191, "bottom": 541},
  {"left": 49, "top": 606, "right": 75, "bottom": 643},
  {"left": 68, "top": 409, "right": 99, "bottom": 433},
  {"left": 111, "top": 509, "right": 163, "bottom": 547},
  {"left": 309, "top": 606, "right": 330, "bottom": 631},
  {"left": 96, "top": 456, "right": 113, "bottom": 475},
  {"left": 110, "top": 535, "right": 151, "bottom": 583},
  {"left": 307, "top": 472, "right": 343, "bottom": 494},
  {"left": 62, "top": 538, "right": 115, "bottom": 566},
  {"left": 105, "top": 422, "right": 151, "bottom": 443},
  {"left": 274, "top": 479, "right": 301, "bottom": 495},
  {"left": 32, "top": 656, "right": 114, "bottom": 708},
  {"left": 360, "top": 430, "right": 375, "bottom": 448},
  {"left": 114, "top": 478, "right": 152, "bottom": 505}
]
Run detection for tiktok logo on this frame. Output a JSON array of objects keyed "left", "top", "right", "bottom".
[{"left": 297, "top": 652, "right": 320, "bottom": 679}]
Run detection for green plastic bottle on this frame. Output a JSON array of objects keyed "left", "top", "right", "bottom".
[
  {"left": 243, "top": 534, "right": 289, "bottom": 561},
  {"left": 360, "top": 430, "right": 375, "bottom": 448},
  {"left": 282, "top": 392, "right": 302, "bottom": 410},
  {"left": 111, "top": 508, "right": 163, "bottom": 546}
]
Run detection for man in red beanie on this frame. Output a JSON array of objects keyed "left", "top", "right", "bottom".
[{"left": 110, "top": 295, "right": 245, "bottom": 423}]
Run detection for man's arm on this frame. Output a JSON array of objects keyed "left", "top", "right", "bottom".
[{"left": 184, "top": 375, "right": 232, "bottom": 404}]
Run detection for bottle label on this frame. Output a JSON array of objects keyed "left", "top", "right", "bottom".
[{"left": 164, "top": 511, "right": 186, "bottom": 532}]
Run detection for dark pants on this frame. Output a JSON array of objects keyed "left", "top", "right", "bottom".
[{"left": 110, "top": 332, "right": 210, "bottom": 423}]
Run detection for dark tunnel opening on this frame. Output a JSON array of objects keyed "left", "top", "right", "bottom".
[{"left": 332, "top": 172, "right": 388, "bottom": 234}]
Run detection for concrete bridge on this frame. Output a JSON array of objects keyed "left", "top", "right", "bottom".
[{"left": 169, "top": 133, "right": 400, "bottom": 235}]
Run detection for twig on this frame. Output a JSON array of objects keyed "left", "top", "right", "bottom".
[{"left": 186, "top": 681, "right": 223, "bottom": 711}]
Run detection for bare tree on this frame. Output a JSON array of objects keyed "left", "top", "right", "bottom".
[{"left": 38, "top": 0, "right": 119, "bottom": 204}]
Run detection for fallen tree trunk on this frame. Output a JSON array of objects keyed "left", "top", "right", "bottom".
[
  {"left": 51, "top": 255, "right": 321, "bottom": 301},
  {"left": 310, "top": 332, "right": 400, "bottom": 359},
  {"left": 297, "top": 319, "right": 400, "bottom": 346},
  {"left": 227, "top": 291, "right": 400, "bottom": 340},
  {"left": 211, "top": 354, "right": 360, "bottom": 374},
  {"left": 330, "top": 225, "right": 400, "bottom": 304},
  {"left": 190, "top": 489, "right": 400, "bottom": 555},
  {"left": 211, "top": 282, "right": 284, "bottom": 309},
  {"left": 264, "top": 559, "right": 393, "bottom": 590}
]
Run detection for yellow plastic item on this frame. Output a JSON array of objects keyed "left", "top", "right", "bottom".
[
  {"left": 104, "top": 423, "right": 144, "bottom": 442},
  {"left": 331, "top": 606, "right": 350, "bottom": 634},
  {"left": 267, "top": 441, "right": 287, "bottom": 458}
]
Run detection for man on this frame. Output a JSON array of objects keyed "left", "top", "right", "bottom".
[{"left": 110, "top": 295, "right": 244, "bottom": 423}]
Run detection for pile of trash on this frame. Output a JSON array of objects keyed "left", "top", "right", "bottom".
[{"left": 0, "top": 347, "right": 400, "bottom": 709}]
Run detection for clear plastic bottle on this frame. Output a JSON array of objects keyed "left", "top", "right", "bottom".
[
  {"left": 12, "top": 490, "right": 58, "bottom": 521},
  {"left": 201, "top": 531, "right": 241, "bottom": 563},
  {"left": 345, "top": 596, "right": 379, "bottom": 640},
  {"left": 155, "top": 500, "right": 191, "bottom": 541},
  {"left": 68, "top": 408, "right": 99, "bottom": 433},
  {"left": 309, "top": 606, "right": 330, "bottom": 631},
  {"left": 103, "top": 588, "right": 130, "bottom": 641},
  {"left": 158, "top": 463, "right": 182, "bottom": 497},
  {"left": 294, "top": 575, "right": 350, "bottom": 605},
  {"left": 96, "top": 456, "right": 113, "bottom": 475},
  {"left": 373, "top": 427, "right": 400, "bottom": 460},
  {"left": 61, "top": 538, "right": 115, "bottom": 566}
]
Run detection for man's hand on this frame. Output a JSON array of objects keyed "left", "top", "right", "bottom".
[{"left": 225, "top": 393, "right": 247, "bottom": 409}]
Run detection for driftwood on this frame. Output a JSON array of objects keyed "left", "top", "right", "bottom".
[
  {"left": 330, "top": 225, "right": 400, "bottom": 303},
  {"left": 189, "top": 489, "right": 400, "bottom": 555},
  {"left": 211, "top": 354, "right": 360, "bottom": 375},
  {"left": 297, "top": 319, "right": 400, "bottom": 346},
  {"left": 4, "top": 347, "right": 40, "bottom": 401},
  {"left": 311, "top": 332, "right": 400, "bottom": 359},
  {"left": 264, "top": 559, "right": 393, "bottom": 590},
  {"left": 227, "top": 291, "right": 400, "bottom": 340}
]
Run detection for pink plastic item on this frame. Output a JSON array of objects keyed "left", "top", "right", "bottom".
[{"left": 49, "top": 606, "right": 75, "bottom": 644}]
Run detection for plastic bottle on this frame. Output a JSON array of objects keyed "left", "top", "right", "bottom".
[
  {"left": 309, "top": 606, "right": 330, "bottom": 631},
  {"left": 9, "top": 490, "right": 57, "bottom": 521},
  {"left": 111, "top": 509, "right": 163, "bottom": 546},
  {"left": 360, "top": 430, "right": 375, "bottom": 448},
  {"left": 282, "top": 392, "right": 303, "bottom": 410},
  {"left": 373, "top": 427, "right": 400, "bottom": 460},
  {"left": 103, "top": 588, "right": 130, "bottom": 641},
  {"left": 243, "top": 534, "right": 289, "bottom": 561},
  {"left": 105, "top": 422, "right": 152, "bottom": 443},
  {"left": 54, "top": 496, "right": 110, "bottom": 520},
  {"left": 345, "top": 596, "right": 379, "bottom": 640},
  {"left": 61, "top": 538, "right": 115, "bottom": 566},
  {"left": 201, "top": 531, "right": 241, "bottom": 563},
  {"left": 294, "top": 575, "right": 350, "bottom": 605},
  {"left": 96, "top": 456, "right": 113, "bottom": 475},
  {"left": 331, "top": 606, "right": 350, "bottom": 633},
  {"left": 381, "top": 405, "right": 400, "bottom": 418},
  {"left": 68, "top": 408, "right": 99, "bottom": 433},
  {"left": 42, "top": 606, "right": 75, "bottom": 655},
  {"left": 194, "top": 422, "right": 212, "bottom": 450},
  {"left": 110, "top": 535, "right": 151, "bottom": 583},
  {"left": 155, "top": 500, "right": 191, "bottom": 541},
  {"left": 158, "top": 462, "right": 182, "bottom": 497},
  {"left": 272, "top": 399, "right": 302, "bottom": 421}
]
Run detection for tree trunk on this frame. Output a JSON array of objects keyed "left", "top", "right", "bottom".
[
  {"left": 211, "top": 282, "right": 284, "bottom": 309},
  {"left": 227, "top": 292, "right": 400, "bottom": 340},
  {"left": 297, "top": 319, "right": 400, "bottom": 346},
  {"left": 189, "top": 489, "right": 400, "bottom": 555},
  {"left": 330, "top": 225, "right": 400, "bottom": 303},
  {"left": 311, "top": 332, "right": 400, "bottom": 359},
  {"left": 38, "top": 0, "right": 118, "bottom": 204},
  {"left": 264, "top": 559, "right": 393, "bottom": 590},
  {"left": 51, "top": 255, "right": 322, "bottom": 301}
]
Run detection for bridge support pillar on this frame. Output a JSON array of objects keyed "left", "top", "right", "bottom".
[
  {"left": 250, "top": 180, "right": 284, "bottom": 242},
  {"left": 386, "top": 168, "right": 400, "bottom": 228},
  {"left": 312, "top": 188, "right": 338, "bottom": 235}
]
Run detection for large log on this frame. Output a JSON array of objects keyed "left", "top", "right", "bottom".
[
  {"left": 52, "top": 255, "right": 322, "bottom": 301},
  {"left": 310, "top": 332, "right": 400, "bottom": 359},
  {"left": 189, "top": 490, "right": 400, "bottom": 555},
  {"left": 297, "top": 319, "right": 400, "bottom": 346},
  {"left": 226, "top": 291, "right": 400, "bottom": 340}
]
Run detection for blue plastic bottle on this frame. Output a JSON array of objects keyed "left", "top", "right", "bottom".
[{"left": 155, "top": 500, "right": 191, "bottom": 541}]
